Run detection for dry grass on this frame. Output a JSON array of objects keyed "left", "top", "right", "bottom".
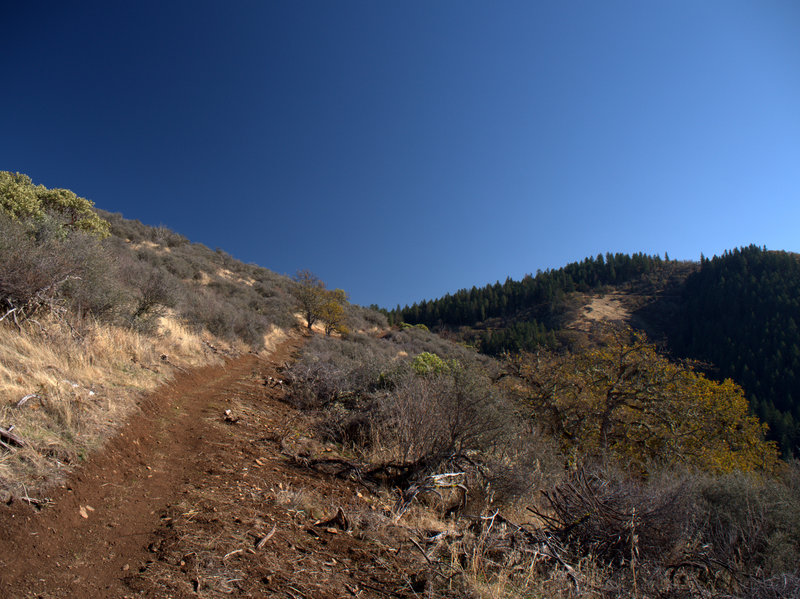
[
  {"left": 274, "top": 483, "right": 331, "bottom": 521},
  {"left": 0, "top": 315, "right": 244, "bottom": 496},
  {"left": 260, "top": 324, "right": 289, "bottom": 355},
  {"left": 216, "top": 267, "right": 256, "bottom": 287},
  {"left": 293, "top": 312, "right": 328, "bottom": 335}
]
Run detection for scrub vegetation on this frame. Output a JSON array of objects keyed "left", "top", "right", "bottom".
[
  {"left": 285, "top": 322, "right": 797, "bottom": 598},
  {"left": 393, "top": 246, "right": 800, "bottom": 459},
  {"left": 0, "top": 172, "right": 300, "bottom": 495},
  {"left": 1, "top": 172, "right": 798, "bottom": 598}
]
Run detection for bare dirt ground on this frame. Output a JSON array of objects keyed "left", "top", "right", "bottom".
[
  {"left": 0, "top": 334, "right": 425, "bottom": 598},
  {"left": 569, "top": 292, "right": 632, "bottom": 333},
  {"left": 580, "top": 293, "right": 631, "bottom": 325}
]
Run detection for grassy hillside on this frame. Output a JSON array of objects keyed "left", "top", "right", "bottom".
[{"left": 0, "top": 173, "right": 307, "bottom": 495}]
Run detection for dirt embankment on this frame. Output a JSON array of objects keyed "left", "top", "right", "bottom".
[{"left": 0, "top": 334, "right": 423, "bottom": 598}]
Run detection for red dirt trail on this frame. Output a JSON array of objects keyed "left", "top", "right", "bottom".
[{"left": 0, "top": 335, "right": 423, "bottom": 598}]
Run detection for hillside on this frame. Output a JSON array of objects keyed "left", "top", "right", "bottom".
[
  {"left": 393, "top": 247, "right": 800, "bottom": 457},
  {"left": 671, "top": 246, "right": 800, "bottom": 456},
  {"left": 0, "top": 172, "right": 295, "bottom": 499},
  {"left": 0, "top": 172, "right": 386, "bottom": 498},
  {"left": 390, "top": 253, "right": 695, "bottom": 353},
  {"left": 1, "top": 173, "right": 799, "bottom": 598}
]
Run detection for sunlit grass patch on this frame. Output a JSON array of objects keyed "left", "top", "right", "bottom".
[{"left": 0, "top": 314, "right": 234, "bottom": 495}]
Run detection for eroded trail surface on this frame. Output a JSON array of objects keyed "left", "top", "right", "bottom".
[{"left": 0, "top": 335, "right": 422, "bottom": 598}]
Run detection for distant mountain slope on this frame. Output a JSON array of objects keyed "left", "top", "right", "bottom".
[
  {"left": 390, "top": 252, "right": 690, "bottom": 353},
  {"left": 670, "top": 245, "right": 800, "bottom": 455},
  {"left": 392, "top": 246, "right": 800, "bottom": 456}
]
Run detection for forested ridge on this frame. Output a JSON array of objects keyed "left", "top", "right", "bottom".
[
  {"left": 673, "top": 245, "right": 800, "bottom": 456},
  {"left": 391, "top": 246, "right": 800, "bottom": 457},
  {"left": 390, "top": 252, "right": 674, "bottom": 353}
]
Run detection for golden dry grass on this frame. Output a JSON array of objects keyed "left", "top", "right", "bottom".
[
  {"left": 293, "top": 312, "right": 327, "bottom": 335},
  {"left": 0, "top": 315, "right": 251, "bottom": 496},
  {"left": 260, "top": 325, "right": 289, "bottom": 355},
  {"left": 216, "top": 267, "right": 256, "bottom": 287}
]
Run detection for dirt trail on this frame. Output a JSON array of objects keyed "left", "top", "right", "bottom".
[{"left": 0, "top": 334, "right": 421, "bottom": 598}]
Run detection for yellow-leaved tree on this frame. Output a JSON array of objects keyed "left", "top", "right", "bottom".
[
  {"left": 319, "top": 288, "right": 349, "bottom": 336},
  {"left": 508, "top": 328, "right": 778, "bottom": 474}
]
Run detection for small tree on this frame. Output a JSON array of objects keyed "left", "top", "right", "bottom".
[
  {"left": 319, "top": 288, "right": 349, "bottom": 335},
  {"left": 131, "top": 270, "right": 176, "bottom": 322},
  {"left": 0, "top": 172, "right": 39, "bottom": 220},
  {"left": 292, "top": 270, "right": 327, "bottom": 330}
]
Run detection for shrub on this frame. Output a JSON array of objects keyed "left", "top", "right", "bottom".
[
  {"left": 0, "top": 215, "right": 121, "bottom": 324},
  {"left": 524, "top": 467, "right": 800, "bottom": 597},
  {"left": 0, "top": 216, "right": 79, "bottom": 323},
  {"left": 372, "top": 365, "right": 505, "bottom": 468},
  {"left": 695, "top": 470, "right": 800, "bottom": 578},
  {"left": 286, "top": 333, "right": 403, "bottom": 410},
  {"left": 0, "top": 171, "right": 109, "bottom": 237},
  {"left": 60, "top": 233, "right": 125, "bottom": 319},
  {"left": 400, "top": 322, "right": 429, "bottom": 332},
  {"left": 411, "top": 351, "right": 454, "bottom": 376},
  {"left": 287, "top": 332, "right": 535, "bottom": 512},
  {"left": 385, "top": 326, "right": 488, "bottom": 367},
  {"left": 347, "top": 305, "right": 388, "bottom": 330}
]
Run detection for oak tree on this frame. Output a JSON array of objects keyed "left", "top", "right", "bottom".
[
  {"left": 319, "top": 288, "right": 349, "bottom": 335},
  {"left": 509, "top": 328, "right": 778, "bottom": 474},
  {"left": 292, "top": 270, "right": 327, "bottom": 330}
]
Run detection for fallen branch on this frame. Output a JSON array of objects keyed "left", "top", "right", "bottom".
[
  {"left": 0, "top": 426, "right": 25, "bottom": 448},
  {"left": 409, "top": 538, "right": 434, "bottom": 565},
  {"left": 20, "top": 484, "right": 44, "bottom": 508},
  {"left": 255, "top": 524, "right": 277, "bottom": 550},
  {"left": 0, "top": 306, "right": 18, "bottom": 323},
  {"left": 222, "top": 548, "right": 243, "bottom": 562},
  {"left": 16, "top": 393, "right": 41, "bottom": 408},
  {"left": 552, "top": 534, "right": 581, "bottom": 581}
]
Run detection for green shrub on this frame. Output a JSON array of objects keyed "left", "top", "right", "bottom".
[
  {"left": 411, "top": 351, "right": 454, "bottom": 375},
  {"left": 0, "top": 171, "right": 109, "bottom": 237}
]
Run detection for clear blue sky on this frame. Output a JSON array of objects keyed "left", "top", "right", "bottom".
[{"left": 3, "top": 1, "right": 799, "bottom": 308}]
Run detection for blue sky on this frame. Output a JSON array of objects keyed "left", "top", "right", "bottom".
[{"left": 3, "top": 1, "right": 799, "bottom": 308}]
